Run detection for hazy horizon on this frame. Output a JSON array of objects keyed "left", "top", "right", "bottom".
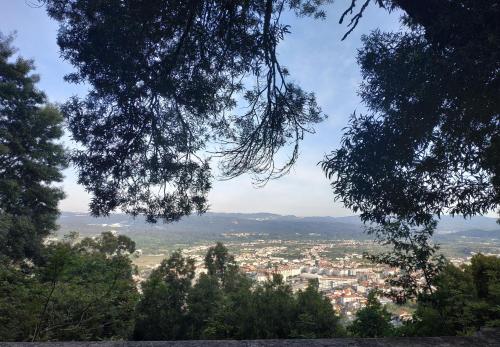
[{"left": 59, "top": 209, "right": 500, "bottom": 221}]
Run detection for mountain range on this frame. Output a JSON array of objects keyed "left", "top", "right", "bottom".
[{"left": 57, "top": 211, "right": 500, "bottom": 242}]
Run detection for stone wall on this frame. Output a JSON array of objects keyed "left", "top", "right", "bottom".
[{"left": 1, "top": 329, "right": 498, "bottom": 347}]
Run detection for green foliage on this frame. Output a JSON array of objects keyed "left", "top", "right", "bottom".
[
  {"left": 200, "top": 275, "right": 343, "bottom": 340},
  {"left": 0, "top": 33, "right": 67, "bottom": 262},
  {"left": 0, "top": 262, "right": 42, "bottom": 341},
  {"left": 321, "top": 0, "right": 500, "bottom": 301},
  {"left": 349, "top": 291, "right": 393, "bottom": 337},
  {"left": 185, "top": 273, "right": 224, "bottom": 339},
  {"left": 3, "top": 1, "right": 499, "bottom": 342},
  {"left": 44, "top": 0, "right": 328, "bottom": 222},
  {"left": 233, "top": 274, "right": 297, "bottom": 339},
  {"left": 133, "top": 250, "right": 195, "bottom": 340},
  {"left": 365, "top": 221, "right": 445, "bottom": 303},
  {"left": 0, "top": 233, "right": 139, "bottom": 341},
  {"left": 200, "top": 272, "right": 256, "bottom": 339},
  {"left": 77, "top": 231, "right": 136, "bottom": 256},
  {"left": 134, "top": 243, "right": 343, "bottom": 340},
  {"left": 323, "top": 0, "right": 500, "bottom": 225},
  {"left": 204, "top": 242, "right": 238, "bottom": 285},
  {"left": 294, "top": 279, "right": 343, "bottom": 338},
  {"left": 401, "top": 254, "right": 500, "bottom": 336}
]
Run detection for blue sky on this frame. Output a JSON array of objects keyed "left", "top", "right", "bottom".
[{"left": 0, "top": 1, "right": 402, "bottom": 216}]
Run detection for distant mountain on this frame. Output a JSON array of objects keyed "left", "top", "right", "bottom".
[
  {"left": 57, "top": 211, "right": 367, "bottom": 242},
  {"left": 437, "top": 228, "right": 500, "bottom": 240},
  {"left": 57, "top": 211, "right": 500, "bottom": 242},
  {"left": 433, "top": 215, "right": 499, "bottom": 233}
]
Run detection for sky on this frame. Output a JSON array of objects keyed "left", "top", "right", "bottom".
[{"left": 0, "top": 1, "right": 403, "bottom": 217}]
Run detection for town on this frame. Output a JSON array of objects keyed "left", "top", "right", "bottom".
[{"left": 133, "top": 238, "right": 474, "bottom": 324}]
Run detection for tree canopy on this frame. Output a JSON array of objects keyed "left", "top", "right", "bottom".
[
  {"left": 204, "top": 241, "right": 238, "bottom": 284},
  {"left": 0, "top": 232, "right": 139, "bottom": 341},
  {"left": 42, "top": 0, "right": 500, "bottom": 232},
  {"left": 349, "top": 290, "right": 393, "bottom": 337},
  {"left": 134, "top": 243, "right": 343, "bottom": 340},
  {"left": 44, "top": 0, "right": 330, "bottom": 222},
  {"left": 399, "top": 254, "right": 500, "bottom": 336},
  {"left": 321, "top": 0, "right": 500, "bottom": 299},
  {"left": 322, "top": 1, "right": 500, "bottom": 226},
  {"left": 0, "top": 33, "right": 67, "bottom": 262}
]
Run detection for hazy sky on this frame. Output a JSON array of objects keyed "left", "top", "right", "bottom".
[{"left": 0, "top": 1, "right": 403, "bottom": 216}]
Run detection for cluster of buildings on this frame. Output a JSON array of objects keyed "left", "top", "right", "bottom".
[
  {"left": 177, "top": 240, "right": 412, "bottom": 322},
  {"left": 240, "top": 255, "right": 397, "bottom": 319},
  {"left": 138, "top": 237, "right": 500, "bottom": 323},
  {"left": 133, "top": 237, "right": 498, "bottom": 324}
]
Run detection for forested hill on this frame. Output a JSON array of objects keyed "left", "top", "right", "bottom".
[
  {"left": 57, "top": 212, "right": 500, "bottom": 242},
  {"left": 57, "top": 212, "right": 367, "bottom": 242}
]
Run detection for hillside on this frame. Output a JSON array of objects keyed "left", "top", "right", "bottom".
[{"left": 57, "top": 212, "right": 500, "bottom": 244}]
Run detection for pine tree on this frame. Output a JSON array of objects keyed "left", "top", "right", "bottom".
[
  {"left": 349, "top": 291, "right": 393, "bottom": 337},
  {"left": 0, "top": 33, "right": 67, "bottom": 262}
]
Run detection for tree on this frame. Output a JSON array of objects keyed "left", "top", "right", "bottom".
[
  {"left": 0, "top": 232, "right": 139, "bottom": 341},
  {"left": 364, "top": 221, "right": 445, "bottom": 303},
  {"left": 321, "top": 1, "right": 500, "bottom": 298},
  {"left": 202, "top": 274, "right": 343, "bottom": 340},
  {"left": 44, "top": 0, "right": 328, "bottom": 222},
  {"left": 0, "top": 260, "right": 42, "bottom": 341},
  {"left": 43, "top": 0, "right": 500, "bottom": 221},
  {"left": 293, "top": 279, "right": 343, "bottom": 338},
  {"left": 349, "top": 291, "right": 393, "bottom": 337},
  {"left": 247, "top": 274, "right": 297, "bottom": 339},
  {"left": 133, "top": 245, "right": 247, "bottom": 340},
  {"left": 322, "top": 0, "right": 500, "bottom": 225},
  {"left": 201, "top": 272, "right": 255, "bottom": 339},
  {"left": 33, "top": 238, "right": 138, "bottom": 341},
  {"left": 401, "top": 254, "right": 500, "bottom": 337},
  {"left": 323, "top": 10, "right": 500, "bottom": 225},
  {"left": 185, "top": 244, "right": 254, "bottom": 339},
  {"left": 204, "top": 242, "right": 238, "bottom": 285},
  {"left": 185, "top": 273, "right": 224, "bottom": 339},
  {"left": 133, "top": 250, "right": 195, "bottom": 340},
  {"left": 201, "top": 249, "right": 258, "bottom": 339},
  {"left": 134, "top": 243, "right": 343, "bottom": 340},
  {"left": 77, "top": 231, "right": 136, "bottom": 256},
  {"left": 0, "top": 33, "right": 67, "bottom": 262}
]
